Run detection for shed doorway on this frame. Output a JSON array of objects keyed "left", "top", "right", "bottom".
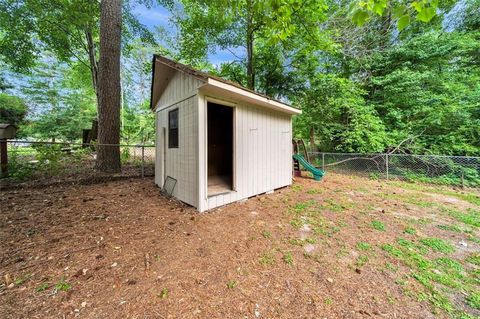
[{"left": 207, "top": 102, "right": 234, "bottom": 196}]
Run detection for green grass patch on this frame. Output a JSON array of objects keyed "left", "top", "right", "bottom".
[
  {"left": 356, "top": 255, "right": 369, "bottom": 267},
  {"left": 282, "top": 251, "right": 294, "bottom": 265},
  {"left": 381, "top": 238, "right": 479, "bottom": 317},
  {"left": 466, "top": 253, "right": 480, "bottom": 266},
  {"left": 419, "top": 238, "right": 455, "bottom": 254},
  {"left": 404, "top": 226, "right": 417, "bottom": 235},
  {"left": 259, "top": 251, "right": 276, "bottom": 266},
  {"left": 467, "top": 292, "right": 480, "bottom": 309},
  {"left": 54, "top": 278, "right": 71, "bottom": 292},
  {"left": 371, "top": 220, "right": 386, "bottom": 231},
  {"left": 356, "top": 242, "right": 372, "bottom": 251},
  {"left": 436, "top": 224, "right": 463, "bottom": 233},
  {"left": 446, "top": 208, "right": 480, "bottom": 228},
  {"left": 35, "top": 283, "right": 49, "bottom": 292}
]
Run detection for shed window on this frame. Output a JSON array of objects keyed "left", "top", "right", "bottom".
[{"left": 168, "top": 108, "right": 179, "bottom": 148}]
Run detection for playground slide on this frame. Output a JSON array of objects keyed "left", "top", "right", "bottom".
[{"left": 293, "top": 154, "right": 325, "bottom": 181}]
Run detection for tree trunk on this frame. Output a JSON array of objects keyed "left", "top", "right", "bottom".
[
  {"left": 96, "top": 0, "right": 122, "bottom": 173},
  {"left": 85, "top": 29, "right": 99, "bottom": 99},
  {"left": 246, "top": 0, "right": 255, "bottom": 90},
  {"left": 309, "top": 127, "right": 315, "bottom": 152}
]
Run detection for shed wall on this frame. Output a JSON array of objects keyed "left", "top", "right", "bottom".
[
  {"left": 155, "top": 70, "right": 205, "bottom": 111},
  {"left": 197, "top": 93, "right": 292, "bottom": 212},
  {"left": 156, "top": 96, "right": 199, "bottom": 207}
]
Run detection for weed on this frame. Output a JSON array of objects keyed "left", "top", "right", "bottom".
[
  {"left": 356, "top": 255, "right": 369, "bottom": 267},
  {"left": 395, "top": 277, "right": 407, "bottom": 285},
  {"left": 404, "top": 226, "right": 416, "bottom": 235},
  {"left": 419, "top": 238, "right": 455, "bottom": 254},
  {"left": 307, "top": 188, "right": 320, "bottom": 194},
  {"left": 324, "top": 297, "right": 333, "bottom": 305},
  {"left": 159, "top": 288, "right": 169, "bottom": 299},
  {"left": 226, "top": 280, "right": 237, "bottom": 289},
  {"left": 467, "top": 292, "right": 480, "bottom": 309},
  {"left": 466, "top": 253, "right": 480, "bottom": 266},
  {"left": 336, "top": 245, "right": 348, "bottom": 258},
  {"left": 290, "top": 218, "right": 303, "bottom": 229},
  {"left": 436, "top": 224, "right": 462, "bottom": 233},
  {"left": 382, "top": 240, "right": 475, "bottom": 317},
  {"left": 283, "top": 251, "right": 294, "bottom": 265},
  {"left": 289, "top": 237, "right": 316, "bottom": 246},
  {"left": 385, "top": 262, "right": 399, "bottom": 272},
  {"left": 442, "top": 208, "right": 480, "bottom": 228},
  {"left": 356, "top": 242, "right": 372, "bottom": 251},
  {"left": 371, "top": 220, "right": 386, "bottom": 231},
  {"left": 36, "top": 283, "right": 49, "bottom": 292},
  {"left": 291, "top": 184, "right": 303, "bottom": 192},
  {"left": 324, "top": 199, "right": 347, "bottom": 212},
  {"left": 262, "top": 230, "right": 272, "bottom": 239},
  {"left": 54, "top": 278, "right": 71, "bottom": 292},
  {"left": 259, "top": 252, "right": 276, "bottom": 266}
]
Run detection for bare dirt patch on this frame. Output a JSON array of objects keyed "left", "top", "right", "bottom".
[{"left": 1, "top": 173, "right": 478, "bottom": 318}]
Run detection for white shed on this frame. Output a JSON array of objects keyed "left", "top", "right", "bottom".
[{"left": 150, "top": 55, "right": 301, "bottom": 212}]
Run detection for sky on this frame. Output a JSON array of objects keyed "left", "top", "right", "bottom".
[{"left": 132, "top": 3, "right": 241, "bottom": 65}]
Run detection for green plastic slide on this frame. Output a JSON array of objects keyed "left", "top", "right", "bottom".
[{"left": 293, "top": 154, "right": 325, "bottom": 181}]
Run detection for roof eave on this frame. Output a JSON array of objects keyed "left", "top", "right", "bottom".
[{"left": 202, "top": 78, "right": 301, "bottom": 115}]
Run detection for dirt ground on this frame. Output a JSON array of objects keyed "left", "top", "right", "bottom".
[{"left": 1, "top": 173, "right": 479, "bottom": 319}]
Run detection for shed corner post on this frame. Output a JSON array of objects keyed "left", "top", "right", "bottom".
[{"left": 196, "top": 91, "right": 207, "bottom": 212}]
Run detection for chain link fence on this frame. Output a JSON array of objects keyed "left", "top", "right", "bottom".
[
  {"left": 1, "top": 140, "right": 155, "bottom": 189},
  {"left": 308, "top": 152, "right": 480, "bottom": 187}
]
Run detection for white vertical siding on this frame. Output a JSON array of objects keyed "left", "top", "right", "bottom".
[
  {"left": 157, "top": 96, "right": 198, "bottom": 207},
  {"left": 198, "top": 92, "right": 293, "bottom": 212},
  {"left": 155, "top": 71, "right": 204, "bottom": 110}
]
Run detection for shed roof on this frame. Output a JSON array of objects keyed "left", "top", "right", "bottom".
[{"left": 150, "top": 55, "right": 301, "bottom": 115}]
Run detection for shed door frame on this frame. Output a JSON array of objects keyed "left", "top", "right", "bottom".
[{"left": 205, "top": 96, "right": 237, "bottom": 195}]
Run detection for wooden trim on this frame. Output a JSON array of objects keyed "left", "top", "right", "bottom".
[
  {"left": 154, "top": 91, "right": 197, "bottom": 112},
  {"left": 205, "top": 78, "right": 301, "bottom": 115}
]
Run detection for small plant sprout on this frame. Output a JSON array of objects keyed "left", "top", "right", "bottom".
[
  {"left": 159, "top": 288, "right": 169, "bottom": 299},
  {"left": 356, "top": 255, "right": 369, "bottom": 267},
  {"left": 259, "top": 252, "right": 276, "bottom": 266},
  {"left": 226, "top": 280, "right": 237, "bottom": 289},
  {"left": 54, "top": 277, "right": 71, "bottom": 292},
  {"left": 262, "top": 230, "right": 272, "bottom": 239},
  {"left": 36, "top": 283, "right": 49, "bottom": 292},
  {"left": 283, "top": 251, "right": 294, "bottom": 265}
]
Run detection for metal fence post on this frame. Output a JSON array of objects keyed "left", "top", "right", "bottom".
[
  {"left": 322, "top": 153, "right": 325, "bottom": 171},
  {"left": 386, "top": 153, "right": 389, "bottom": 180},
  {"left": 141, "top": 145, "right": 145, "bottom": 178}
]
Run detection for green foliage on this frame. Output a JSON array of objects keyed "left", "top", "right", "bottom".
[
  {"left": 35, "top": 283, "right": 49, "bottom": 292},
  {"left": 54, "top": 277, "right": 71, "bottom": 292},
  {"left": 371, "top": 220, "right": 386, "bottom": 231},
  {"left": 404, "top": 226, "right": 416, "bottom": 235},
  {"left": 282, "top": 251, "right": 294, "bottom": 265},
  {"left": 294, "top": 74, "right": 388, "bottom": 152},
  {"left": 0, "top": 93, "right": 28, "bottom": 126},
  {"left": 445, "top": 208, "right": 480, "bottom": 228},
  {"left": 419, "top": 238, "right": 455, "bottom": 254},
  {"left": 467, "top": 292, "right": 480, "bottom": 310},
  {"left": 259, "top": 251, "right": 276, "bottom": 266},
  {"left": 356, "top": 242, "right": 372, "bottom": 251}
]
